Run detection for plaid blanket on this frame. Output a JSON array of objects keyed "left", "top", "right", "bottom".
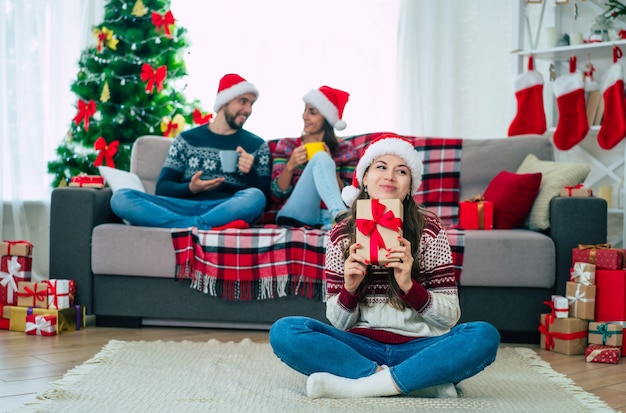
[{"left": 172, "top": 132, "right": 465, "bottom": 300}]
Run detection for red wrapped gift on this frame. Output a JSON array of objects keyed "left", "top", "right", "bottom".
[
  {"left": 355, "top": 199, "right": 403, "bottom": 265},
  {"left": 538, "top": 313, "right": 588, "bottom": 355},
  {"left": 559, "top": 184, "right": 593, "bottom": 197},
  {"left": 0, "top": 255, "right": 32, "bottom": 305},
  {"left": 25, "top": 314, "right": 57, "bottom": 336},
  {"left": 595, "top": 270, "right": 626, "bottom": 322},
  {"left": 16, "top": 281, "right": 48, "bottom": 308},
  {"left": 0, "top": 240, "right": 34, "bottom": 257},
  {"left": 585, "top": 344, "right": 621, "bottom": 364},
  {"left": 572, "top": 244, "right": 625, "bottom": 270},
  {"left": 69, "top": 174, "right": 104, "bottom": 188},
  {"left": 0, "top": 317, "right": 9, "bottom": 330},
  {"left": 459, "top": 196, "right": 493, "bottom": 230}
]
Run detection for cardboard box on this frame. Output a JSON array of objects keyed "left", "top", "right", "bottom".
[
  {"left": 0, "top": 240, "right": 34, "bottom": 257},
  {"left": 570, "top": 262, "right": 595, "bottom": 285},
  {"left": 559, "top": 185, "right": 593, "bottom": 197},
  {"left": 355, "top": 199, "right": 403, "bottom": 265},
  {"left": 572, "top": 245, "right": 625, "bottom": 270},
  {"left": 565, "top": 281, "right": 596, "bottom": 320},
  {"left": 16, "top": 281, "right": 48, "bottom": 308},
  {"left": 588, "top": 322, "right": 623, "bottom": 347},
  {"left": 459, "top": 198, "right": 493, "bottom": 230},
  {"left": 585, "top": 344, "right": 621, "bottom": 364},
  {"left": 9, "top": 305, "right": 86, "bottom": 334},
  {"left": 539, "top": 314, "right": 588, "bottom": 355}
]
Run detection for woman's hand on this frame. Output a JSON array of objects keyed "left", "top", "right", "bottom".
[
  {"left": 344, "top": 243, "right": 369, "bottom": 294},
  {"left": 286, "top": 145, "right": 308, "bottom": 171},
  {"left": 385, "top": 236, "right": 415, "bottom": 293}
]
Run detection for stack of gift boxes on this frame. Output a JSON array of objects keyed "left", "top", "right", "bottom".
[
  {"left": 0, "top": 240, "right": 84, "bottom": 336},
  {"left": 539, "top": 243, "right": 625, "bottom": 364}
]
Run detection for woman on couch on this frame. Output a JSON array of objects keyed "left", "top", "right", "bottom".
[
  {"left": 270, "top": 85, "right": 357, "bottom": 229},
  {"left": 269, "top": 134, "right": 500, "bottom": 399}
]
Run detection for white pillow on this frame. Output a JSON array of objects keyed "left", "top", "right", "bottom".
[
  {"left": 98, "top": 166, "right": 146, "bottom": 193},
  {"left": 516, "top": 154, "right": 590, "bottom": 231}
]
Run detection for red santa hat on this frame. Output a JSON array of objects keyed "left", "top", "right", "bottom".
[
  {"left": 213, "top": 73, "right": 259, "bottom": 112},
  {"left": 341, "top": 133, "right": 423, "bottom": 207},
  {"left": 302, "top": 86, "right": 349, "bottom": 130}
]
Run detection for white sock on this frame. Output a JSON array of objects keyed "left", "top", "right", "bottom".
[
  {"left": 306, "top": 368, "right": 401, "bottom": 399},
  {"left": 407, "top": 383, "right": 458, "bottom": 399}
]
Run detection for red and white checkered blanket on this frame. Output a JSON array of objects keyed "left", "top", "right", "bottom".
[{"left": 172, "top": 132, "right": 465, "bottom": 301}]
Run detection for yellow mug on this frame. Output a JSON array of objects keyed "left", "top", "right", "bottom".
[{"left": 304, "top": 142, "right": 325, "bottom": 160}]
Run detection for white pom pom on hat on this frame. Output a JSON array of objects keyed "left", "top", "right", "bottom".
[
  {"left": 302, "top": 86, "right": 350, "bottom": 131},
  {"left": 341, "top": 134, "right": 424, "bottom": 207},
  {"left": 213, "top": 73, "right": 259, "bottom": 112}
]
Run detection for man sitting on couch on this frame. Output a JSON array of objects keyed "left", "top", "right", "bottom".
[{"left": 110, "top": 73, "right": 271, "bottom": 230}]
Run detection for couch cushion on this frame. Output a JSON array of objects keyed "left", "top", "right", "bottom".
[
  {"left": 483, "top": 171, "right": 542, "bottom": 229},
  {"left": 131, "top": 136, "right": 173, "bottom": 195},
  {"left": 460, "top": 229, "right": 555, "bottom": 288}
]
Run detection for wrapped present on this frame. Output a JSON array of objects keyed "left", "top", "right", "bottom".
[
  {"left": 0, "top": 318, "right": 9, "bottom": 329},
  {"left": 25, "top": 314, "right": 57, "bottom": 336},
  {"left": 559, "top": 184, "right": 593, "bottom": 197},
  {"left": 69, "top": 174, "right": 105, "bottom": 188},
  {"left": 595, "top": 269, "right": 626, "bottom": 322},
  {"left": 44, "top": 279, "right": 71, "bottom": 309},
  {"left": 550, "top": 295, "right": 569, "bottom": 318},
  {"left": 539, "top": 313, "right": 588, "bottom": 355},
  {"left": 566, "top": 281, "right": 596, "bottom": 320},
  {"left": 68, "top": 279, "right": 77, "bottom": 305},
  {"left": 16, "top": 281, "right": 48, "bottom": 308},
  {"left": 0, "top": 240, "right": 34, "bottom": 257},
  {"left": 572, "top": 244, "right": 625, "bottom": 270},
  {"left": 459, "top": 195, "right": 493, "bottom": 230},
  {"left": 9, "top": 305, "right": 86, "bottom": 334},
  {"left": 570, "top": 262, "right": 595, "bottom": 285},
  {"left": 355, "top": 199, "right": 403, "bottom": 265},
  {"left": 0, "top": 255, "right": 32, "bottom": 304},
  {"left": 585, "top": 344, "right": 621, "bottom": 364},
  {"left": 588, "top": 322, "right": 623, "bottom": 347}
]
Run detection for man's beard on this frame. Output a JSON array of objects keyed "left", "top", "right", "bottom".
[{"left": 224, "top": 109, "right": 246, "bottom": 130}]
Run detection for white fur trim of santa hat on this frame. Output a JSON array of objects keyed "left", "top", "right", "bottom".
[
  {"left": 213, "top": 73, "right": 259, "bottom": 112},
  {"left": 302, "top": 86, "right": 349, "bottom": 131},
  {"left": 341, "top": 134, "right": 424, "bottom": 207}
]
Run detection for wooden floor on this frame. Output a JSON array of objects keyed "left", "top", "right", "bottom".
[{"left": 1, "top": 325, "right": 625, "bottom": 412}]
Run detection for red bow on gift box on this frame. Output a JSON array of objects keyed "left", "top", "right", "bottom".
[
  {"left": 192, "top": 108, "right": 213, "bottom": 125},
  {"left": 72, "top": 99, "right": 96, "bottom": 131},
  {"left": 151, "top": 10, "right": 175, "bottom": 38},
  {"left": 356, "top": 199, "right": 402, "bottom": 265},
  {"left": 140, "top": 63, "right": 167, "bottom": 94},
  {"left": 93, "top": 137, "right": 119, "bottom": 168},
  {"left": 563, "top": 184, "right": 584, "bottom": 196}
]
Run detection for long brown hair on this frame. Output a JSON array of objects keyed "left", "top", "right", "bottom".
[{"left": 321, "top": 119, "right": 339, "bottom": 155}]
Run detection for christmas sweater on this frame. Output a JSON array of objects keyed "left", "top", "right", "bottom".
[
  {"left": 157, "top": 125, "right": 271, "bottom": 201},
  {"left": 325, "top": 215, "right": 460, "bottom": 344},
  {"left": 270, "top": 137, "right": 357, "bottom": 204}
]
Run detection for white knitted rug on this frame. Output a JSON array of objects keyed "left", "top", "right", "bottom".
[{"left": 14, "top": 339, "right": 617, "bottom": 413}]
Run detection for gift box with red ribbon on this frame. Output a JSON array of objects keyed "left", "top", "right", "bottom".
[
  {"left": 539, "top": 313, "right": 588, "bottom": 355},
  {"left": 0, "top": 304, "right": 9, "bottom": 330},
  {"left": 550, "top": 295, "right": 569, "bottom": 318},
  {"left": 588, "top": 322, "right": 623, "bottom": 347},
  {"left": 459, "top": 196, "right": 493, "bottom": 230},
  {"left": 570, "top": 262, "right": 595, "bottom": 285},
  {"left": 565, "top": 281, "right": 596, "bottom": 320},
  {"left": 25, "top": 314, "right": 57, "bottom": 336},
  {"left": 8, "top": 305, "right": 85, "bottom": 334},
  {"left": 69, "top": 174, "right": 105, "bottom": 188},
  {"left": 585, "top": 344, "right": 621, "bottom": 364},
  {"left": 0, "top": 255, "right": 32, "bottom": 305},
  {"left": 0, "top": 240, "right": 34, "bottom": 257},
  {"left": 572, "top": 244, "right": 625, "bottom": 270},
  {"left": 44, "top": 279, "right": 71, "bottom": 309},
  {"left": 16, "top": 281, "right": 48, "bottom": 308},
  {"left": 355, "top": 199, "right": 403, "bottom": 265},
  {"left": 559, "top": 184, "right": 593, "bottom": 197}
]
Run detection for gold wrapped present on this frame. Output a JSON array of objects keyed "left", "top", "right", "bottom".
[
  {"left": 355, "top": 199, "right": 403, "bottom": 265},
  {"left": 9, "top": 305, "right": 86, "bottom": 334}
]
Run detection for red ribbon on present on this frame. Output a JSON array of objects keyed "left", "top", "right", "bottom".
[
  {"left": 563, "top": 183, "right": 584, "bottom": 196},
  {"left": 192, "top": 108, "right": 213, "bottom": 125},
  {"left": 17, "top": 285, "right": 47, "bottom": 304},
  {"left": 72, "top": 99, "right": 96, "bottom": 131},
  {"left": 3, "top": 240, "right": 33, "bottom": 256},
  {"left": 140, "top": 63, "right": 167, "bottom": 93},
  {"left": 356, "top": 199, "right": 403, "bottom": 265},
  {"left": 151, "top": 10, "right": 175, "bottom": 38},
  {"left": 538, "top": 314, "right": 587, "bottom": 351},
  {"left": 44, "top": 280, "right": 70, "bottom": 310},
  {"left": 93, "top": 137, "right": 120, "bottom": 168}
]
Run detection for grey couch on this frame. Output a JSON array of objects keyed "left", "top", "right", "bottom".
[{"left": 49, "top": 133, "right": 607, "bottom": 342}]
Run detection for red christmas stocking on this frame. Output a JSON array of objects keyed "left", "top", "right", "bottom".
[
  {"left": 552, "top": 56, "right": 589, "bottom": 150},
  {"left": 598, "top": 47, "right": 626, "bottom": 150},
  {"left": 508, "top": 56, "right": 547, "bottom": 136}
]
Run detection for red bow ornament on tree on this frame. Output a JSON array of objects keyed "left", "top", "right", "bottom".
[
  {"left": 140, "top": 63, "right": 167, "bottom": 93},
  {"left": 72, "top": 99, "right": 96, "bottom": 131},
  {"left": 151, "top": 10, "right": 175, "bottom": 38},
  {"left": 192, "top": 108, "right": 213, "bottom": 125},
  {"left": 93, "top": 27, "right": 118, "bottom": 53},
  {"left": 93, "top": 136, "right": 120, "bottom": 168},
  {"left": 356, "top": 199, "right": 403, "bottom": 265}
]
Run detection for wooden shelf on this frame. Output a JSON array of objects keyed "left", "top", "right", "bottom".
[{"left": 517, "top": 39, "right": 626, "bottom": 62}]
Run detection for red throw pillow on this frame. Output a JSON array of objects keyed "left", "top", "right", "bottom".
[{"left": 482, "top": 171, "right": 542, "bottom": 229}]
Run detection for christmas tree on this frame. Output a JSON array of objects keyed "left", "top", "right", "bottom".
[{"left": 48, "top": 0, "right": 211, "bottom": 187}]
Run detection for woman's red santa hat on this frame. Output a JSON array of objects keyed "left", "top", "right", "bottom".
[
  {"left": 341, "top": 133, "right": 424, "bottom": 207},
  {"left": 302, "top": 86, "right": 349, "bottom": 130},
  {"left": 213, "top": 73, "right": 259, "bottom": 112}
]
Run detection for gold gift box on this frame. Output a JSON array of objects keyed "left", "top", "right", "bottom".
[
  {"left": 539, "top": 314, "right": 588, "bottom": 355},
  {"left": 8, "top": 305, "right": 86, "bottom": 334}
]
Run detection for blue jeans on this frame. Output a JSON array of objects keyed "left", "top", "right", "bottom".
[
  {"left": 269, "top": 317, "right": 500, "bottom": 394},
  {"left": 110, "top": 187, "right": 266, "bottom": 229},
  {"left": 276, "top": 152, "right": 348, "bottom": 226}
]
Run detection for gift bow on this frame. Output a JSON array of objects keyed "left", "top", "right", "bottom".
[
  {"left": 3, "top": 240, "right": 33, "bottom": 256},
  {"left": 192, "top": 108, "right": 213, "bottom": 125},
  {"left": 151, "top": 10, "right": 175, "bottom": 37},
  {"left": 93, "top": 137, "right": 119, "bottom": 168},
  {"left": 140, "top": 63, "right": 167, "bottom": 93},
  {"left": 543, "top": 300, "right": 557, "bottom": 319},
  {"left": 538, "top": 314, "right": 587, "bottom": 351},
  {"left": 356, "top": 199, "right": 402, "bottom": 265},
  {"left": 45, "top": 280, "right": 70, "bottom": 310},
  {"left": 93, "top": 26, "right": 118, "bottom": 52},
  {"left": 160, "top": 114, "right": 186, "bottom": 137},
  {"left": 577, "top": 243, "right": 612, "bottom": 265},
  {"left": 25, "top": 315, "right": 56, "bottom": 335},
  {"left": 566, "top": 283, "right": 595, "bottom": 315},
  {"left": 18, "top": 285, "right": 47, "bottom": 304},
  {"left": 591, "top": 323, "right": 621, "bottom": 346},
  {"left": 570, "top": 262, "right": 594, "bottom": 286},
  {"left": 72, "top": 99, "right": 97, "bottom": 131},
  {"left": 563, "top": 184, "right": 584, "bottom": 196},
  {"left": 0, "top": 256, "right": 22, "bottom": 304}
]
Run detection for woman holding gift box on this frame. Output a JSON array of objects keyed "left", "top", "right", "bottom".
[
  {"left": 271, "top": 86, "right": 357, "bottom": 229},
  {"left": 270, "top": 134, "right": 500, "bottom": 399}
]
